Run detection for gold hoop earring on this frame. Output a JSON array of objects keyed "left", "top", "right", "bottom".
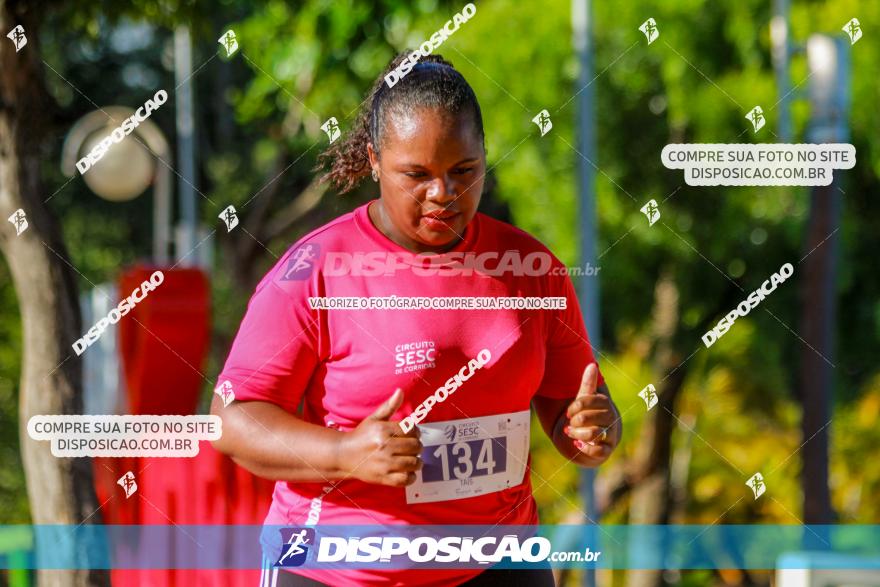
[{"left": 371, "top": 169, "right": 379, "bottom": 182}]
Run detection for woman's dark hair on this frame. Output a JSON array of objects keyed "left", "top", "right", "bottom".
[{"left": 316, "top": 51, "right": 485, "bottom": 194}]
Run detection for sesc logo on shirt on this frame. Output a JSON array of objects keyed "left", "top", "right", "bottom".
[
  {"left": 274, "top": 527, "right": 315, "bottom": 567},
  {"left": 394, "top": 340, "right": 437, "bottom": 375},
  {"left": 279, "top": 244, "right": 320, "bottom": 281}
]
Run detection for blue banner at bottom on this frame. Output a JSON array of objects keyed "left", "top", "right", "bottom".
[{"left": 0, "top": 525, "right": 878, "bottom": 570}]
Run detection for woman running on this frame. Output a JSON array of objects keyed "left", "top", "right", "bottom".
[{"left": 212, "top": 51, "right": 621, "bottom": 587}]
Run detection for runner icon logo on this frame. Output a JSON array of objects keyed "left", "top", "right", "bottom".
[
  {"left": 214, "top": 380, "right": 235, "bottom": 407},
  {"left": 280, "top": 244, "right": 320, "bottom": 281},
  {"left": 746, "top": 105, "right": 765, "bottom": 132},
  {"left": 321, "top": 117, "right": 341, "bottom": 144},
  {"left": 532, "top": 109, "right": 552, "bottom": 136},
  {"left": 842, "top": 18, "right": 862, "bottom": 45},
  {"left": 219, "top": 205, "right": 239, "bottom": 232},
  {"left": 639, "top": 18, "right": 659, "bottom": 44},
  {"left": 444, "top": 424, "right": 456, "bottom": 442},
  {"left": 8, "top": 209, "right": 28, "bottom": 236},
  {"left": 7, "top": 25, "right": 26, "bottom": 52},
  {"left": 746, "top": 472, "right": 766, "bottom": 500},
  {"left": 218, "top": 29, "right": 238, "bottom": 56},
  {"left": 640, "top": 199, "right": 660, "bottom": 226},
  {"left": 117, "top": 471, "right": 137, "bottom": 499},
  {"left": 275, "top": 527, "right": 315, "bottom": 567}
]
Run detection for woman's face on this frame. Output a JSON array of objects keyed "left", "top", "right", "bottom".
[{"left": 367, "top": 107, "right": 485, "bottom": 253}]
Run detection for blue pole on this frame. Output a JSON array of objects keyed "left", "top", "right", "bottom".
[{"left": 573, "top": 0, "right": 600, "bottom": 586}]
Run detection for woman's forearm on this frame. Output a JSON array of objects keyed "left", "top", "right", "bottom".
[{"left": 210, "top": 395, "right": 347, "bottom": 483}]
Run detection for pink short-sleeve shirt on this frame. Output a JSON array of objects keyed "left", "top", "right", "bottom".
[{"left": 217, "top": 201, "right": 604, "bottom": 586}]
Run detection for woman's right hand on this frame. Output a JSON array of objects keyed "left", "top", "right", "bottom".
[{"left": 337, "top": 389, "right": 424, "bottom": 487}]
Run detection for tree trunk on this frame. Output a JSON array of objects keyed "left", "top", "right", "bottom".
[
  {"left": 625, "top": 268, "right": 685, "bottom": 587},
  {"left": 797, "top": 182, "right": 838, "bottom": 526},
  {"left": 0, "top": 1, "right": 109, "bottom": 585}
]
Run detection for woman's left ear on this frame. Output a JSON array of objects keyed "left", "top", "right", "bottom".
[{"left": 366, "top": 141, "right": 379, "bottom": 182}]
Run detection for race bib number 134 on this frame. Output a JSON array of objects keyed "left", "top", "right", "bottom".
[{"left": 405, "top": 410, "right": 530, "bottom": 504}]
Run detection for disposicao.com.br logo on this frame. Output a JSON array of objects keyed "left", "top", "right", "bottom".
[
  {"left": 318, "top": 534, "right": 551, "bottom": 564},
  {"left": 265, "top": 527, "right": 602, "bottom": 568},
  {"left": 293, "top": 250, "right": 599, "bottom": 278}
]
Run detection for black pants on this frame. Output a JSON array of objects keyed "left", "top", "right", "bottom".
[{"left": 264, "top": 567, "right": 555, "bottom": 586}]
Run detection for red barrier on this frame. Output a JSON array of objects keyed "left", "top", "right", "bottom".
[
  {"left": 117, "top": 266, "right": 210, "bottom": 416},
  {"left": 92, "top": 265, "right": 275, "bottom": 585},
  {"left": 93, "top": 443, "right": 275, "bottom": 585}
]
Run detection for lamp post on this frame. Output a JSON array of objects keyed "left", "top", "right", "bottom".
[
  {"left": 772, "top": 8, "right": 849, "bottom": 528},
  {"left": 798, "top": 33, "right": 849, "bottom": 528},
  {"left": 60, "top": 107, "right": 174, "bottom": 414},
  {"left": 60, "top": 106, "right": 172, "bottom": 264}
]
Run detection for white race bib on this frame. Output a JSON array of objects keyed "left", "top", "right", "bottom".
[{"left": 405, "top": 410, "right": 530, "bottom": 504}]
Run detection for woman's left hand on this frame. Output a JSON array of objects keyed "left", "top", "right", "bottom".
[{"left": 562, "top": 363, "right": 620, "bottom": 465}]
